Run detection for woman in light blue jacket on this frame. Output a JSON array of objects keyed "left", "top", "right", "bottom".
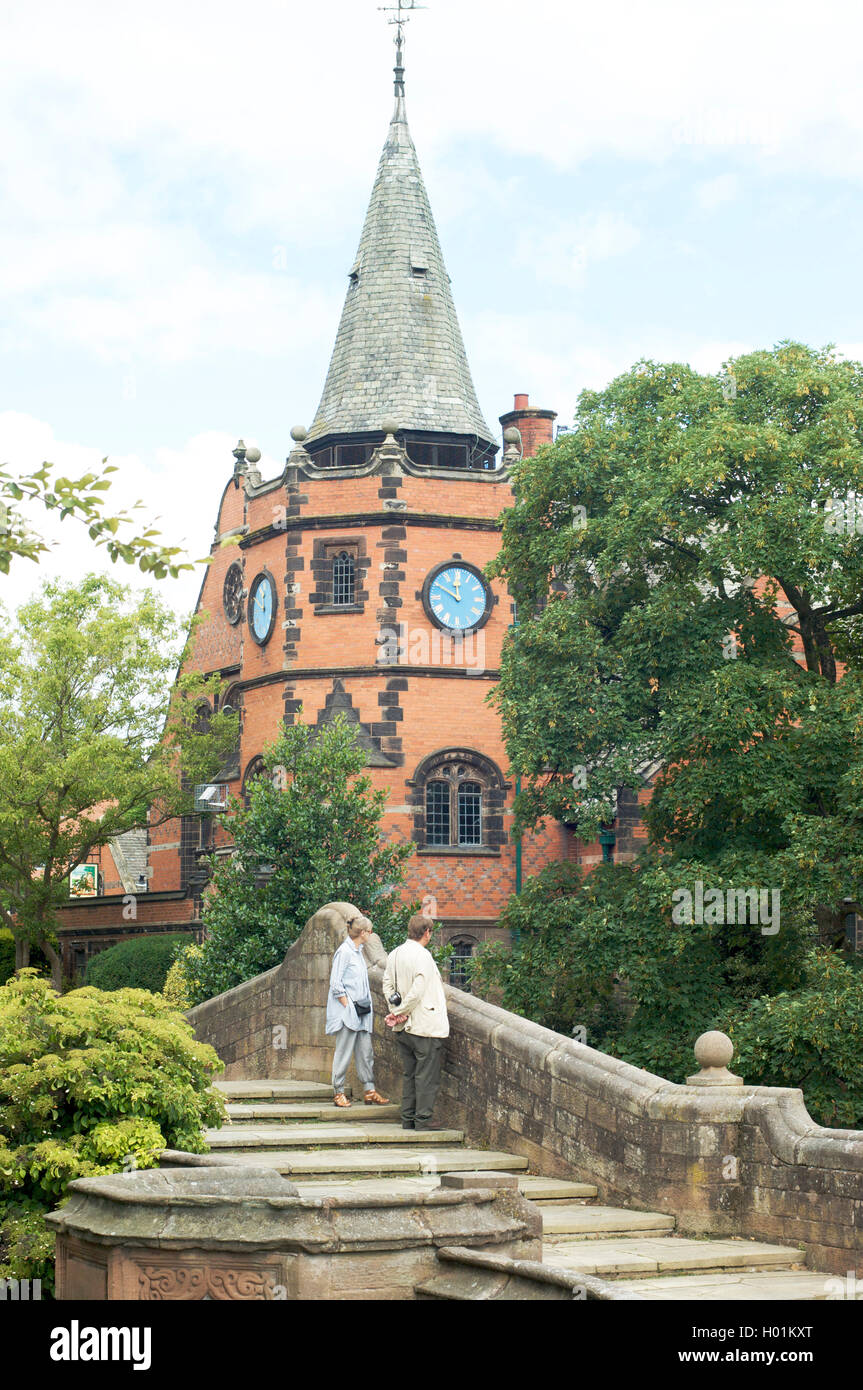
[{"left": 326, "top": 915, "right": 389, "bottom": 1108}]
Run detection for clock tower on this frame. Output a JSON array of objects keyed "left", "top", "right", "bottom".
[{"left": 145, "top": 19, "right": 565, "bottom": 965}]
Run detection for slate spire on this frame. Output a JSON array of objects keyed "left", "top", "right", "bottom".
[{"left": 305, "top": 27, "right": 494, "bottom": 451}]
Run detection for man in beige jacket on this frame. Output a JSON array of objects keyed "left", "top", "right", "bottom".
[{"left": 382, "top": 913, "right": 449, "bottom": 1131}]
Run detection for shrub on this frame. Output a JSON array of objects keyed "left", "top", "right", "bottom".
[
  {"left": 723, "top": 950, "right": 863, "bottom": 1128},
  {"left": 0, "top": 1201, "right": 56, "bottom": 1297},
  {"left": 0, "top": 972, "right": 225, "bottom": 1208},
  {"left": 84, "top": 933, "right": 194, "bottom": 993},
  {"left": 161, "top": 943, "right": 205, "bottom": 1012}
]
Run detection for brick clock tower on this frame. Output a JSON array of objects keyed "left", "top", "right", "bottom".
[{"left": 60, "top": 25, "right": 587, "bottom": 980}]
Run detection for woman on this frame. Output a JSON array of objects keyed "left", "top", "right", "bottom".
[{"left": 326, "top": 915, "right": 389, "bottom": 1108}]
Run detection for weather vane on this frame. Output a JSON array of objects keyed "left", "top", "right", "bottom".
[{"left": 378, "top": 0, "right": 427, "bottom": 89}]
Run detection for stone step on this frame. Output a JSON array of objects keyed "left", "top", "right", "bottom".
[
  {"left": 201, "top": 1147, "right": 529, "bottom": 1177},
  {"left": 617, "top": 1269, "right": 849, "bottom": 1301},
  {"left": 214, "top": 1080, "right": 338, "bottom": 1102},
  {"left": 542, "top": 1236, "right": 804, "bottom": 1278},
  {"left": 224, "top": 1102, "right": 401, "bottom": 1123},
  {"left": 290, "top": 1174, "right": 598, "bottom": 1203},
  {"left": 540, "top": 1204, "right": 676, "bottom": 1238},
  {"left": 415, "top": 1246, "right": 639, "bottom": 1302},
  {"left": 206, "top": 1123, "right": 464, "bottom": 1149}
]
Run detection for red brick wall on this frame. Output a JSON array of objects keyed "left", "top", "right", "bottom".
[{"left": 65, "top": 403, "right": 636, "bottom": 954}]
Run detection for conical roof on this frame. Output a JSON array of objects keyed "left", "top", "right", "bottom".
[{"left": 306, "top": 72, "right": 494, "bottom": 449}]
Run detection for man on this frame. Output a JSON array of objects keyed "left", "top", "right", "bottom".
[{"left": 382, "top": 912, "right": 449, "bottom": 1131}]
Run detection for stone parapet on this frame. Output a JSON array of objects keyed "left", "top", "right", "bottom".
[{"left": 187, "top": 903, "right": 863, "bottom": 1276}]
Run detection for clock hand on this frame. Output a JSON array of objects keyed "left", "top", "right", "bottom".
[{"left": 436, "top": 584, "right": 460, "bottom": 601}]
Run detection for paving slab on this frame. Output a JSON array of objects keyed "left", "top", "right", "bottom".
[
  {"left": 206, "top": 1123, "right": 464, "bottom": 1149},
  {"left": 215, "top": 1080, "right": 338, "bottom": 1101},
  {"left": 542, "top": 1236, "right": 802, "bottom": 1278},
  {"left": 618, "top": 1269, "right": 848, "bottom": 1300},
  {"left": 207, "top": 1147, "right": 529, "bottom": 1177},
  {"left": 541, "top": 1204, "right": 676, "bottom": 1237},
  {"left": 290, "top": 1173, "right": 594, "bottom": 1202},
  {"left": 223, "top": 1102, "right": 400, "bottom": 1123}
]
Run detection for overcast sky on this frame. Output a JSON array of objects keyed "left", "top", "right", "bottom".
[{"left": 3, "top": 0, "right": 863, "bottom": 618}]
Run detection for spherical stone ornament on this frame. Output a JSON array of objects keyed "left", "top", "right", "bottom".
[
  {"left": 381, "top": 419, "right": 400, "bottom": 437},
  {"left": 244, "top": 446, "right": 261, "bottom": 465},
  {"left": 290, "top": 425, "right": 307, "bottom": 442},
  {"left": 688, "top": 1030, "right": 742, "bottom": 1087},
  {"left": 694, "top": 1031, "right": 734, "bottom": 1070},
  {"left": 503, "top": 426, "right": 521, "bottom": 445}
]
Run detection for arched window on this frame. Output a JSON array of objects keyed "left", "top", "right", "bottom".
[
  {"left": 449, "top": 939, "right": 476, "bottom": 991},
  {"left": 332, "top": 551, "right": 356, "bottom": 606},
  {"left": 409, "top": 750, "right": 509, "bottom": 854},
  {"left": 217, "top": 685, "right": 242, "bottom": 781},
  {"left": 241, "top": 755, "right": 267, "bottom": 807}
]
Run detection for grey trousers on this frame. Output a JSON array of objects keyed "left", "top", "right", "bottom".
[
  {"left": 332, "top": 1026, "right": 375, "bottom": 1096},
  {"left": 395, "top": 1032, "right": 444, "bottom": 1127}
]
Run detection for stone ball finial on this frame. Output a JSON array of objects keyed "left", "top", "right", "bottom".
[
  {"left": 381, "top": 419, "right": 399, "bottom": 437},
  {"left": 687, "top": 1030, "right": 742, "bottom": 1087},
  {"left": 503, "top": 426, "right": 521, "bottom": 445},
  {"left": 290, "top": 425, "right": 307, "bottom": 442},
  {"left": 694, "top": 1031, "right": 734, "bottom": 1070},
  {"left": 244, "top": 446, "right": 261, "bottom": 465}
]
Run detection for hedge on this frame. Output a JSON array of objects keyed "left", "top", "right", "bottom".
[{"left": 84, "top": 934, "right": 194, "bottom": 993}]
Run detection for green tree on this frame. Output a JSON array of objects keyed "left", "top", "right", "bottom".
[
  {"left": 191, "top": 716, "right": 415, "bottom": 1002},
  {"left": 0, "top": 458, "right": 193, "bottom": 578},
  {"left": 479, "top": 342, "right": 863, "bottom": 1084},
  {"left": 0, "top": 575, "right": 238, "bottom": 987},
  {"left": 491, "top": 341, "right": 863, "bottom": 902}
]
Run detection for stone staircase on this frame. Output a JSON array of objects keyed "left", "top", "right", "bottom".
[{"left": 209, "top": 1078, "right": 841, "bottom": 1301}]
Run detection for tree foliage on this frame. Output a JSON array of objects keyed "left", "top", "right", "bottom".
[
  {"left": 723, "top": 950, "right": 863, "bottom": 1128},
  {"left": 491, "top": 341, "right": 863, "bottom": 870},
  {"left": 478, "top": 344, "right": 863, "bottom": 1113},
  {"left": 0, "top": 458, "right": 193, "bottom": 578},
  {"left": 190, "top": 716, "right": 415, "bottom": 1002},
  {"left": 0, "top": 575, "right": 238, "bottom": 986},
  {"left": 0, "top": 971, "right": 225, "bottom": 1287},
  {"left": 473, "top": 857, "right": 809, "bottom": 1083}
]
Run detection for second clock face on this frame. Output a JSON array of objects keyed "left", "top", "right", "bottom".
[
  {"left": 248, "top": 573, "right": 276, "bottom": 645},
  {"left": 425, "top": 564, "right": 490, "bottom": 632}
]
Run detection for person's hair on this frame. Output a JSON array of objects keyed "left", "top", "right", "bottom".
[
  {"left": 347, "top": 916, "right": 371, "bottom": 940},
  {"left": 407, "top": 913, "right": 433, "bottom": 941}
]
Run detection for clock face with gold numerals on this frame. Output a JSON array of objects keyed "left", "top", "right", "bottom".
[{"left": 423, "top": 563, "right": 491, "bottom": 633}]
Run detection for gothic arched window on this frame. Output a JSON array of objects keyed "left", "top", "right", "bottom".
[
  {"left": 410, "top": 750, "right": 509, "bottom": 854},
  {"left": 449, "top": 938, "right": 476, "bottom": 991}
]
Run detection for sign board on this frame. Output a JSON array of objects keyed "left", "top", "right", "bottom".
[{"left": 69, "top": 865, "right": 100, "bottom": 899}]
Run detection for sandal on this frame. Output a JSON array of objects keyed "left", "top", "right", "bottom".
[
  {"left": 333, "top": 1093, "right": 351, "bottom": 1107},
  {"left": 364, "top": 1091, "right": 390, "bottom": 1105}
]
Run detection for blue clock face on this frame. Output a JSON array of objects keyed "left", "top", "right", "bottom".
[
  {"left": 427, "top": 565, "right": 489, "bottom": 631},
  {"left": 249, "top": 574, "right": 275, "bottom": 643}
]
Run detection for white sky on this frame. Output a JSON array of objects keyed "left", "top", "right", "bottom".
[{"left": 3, "top": 0, "right": 863, "bottom": 618}]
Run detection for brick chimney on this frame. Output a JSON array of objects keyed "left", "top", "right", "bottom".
[{"left": 499, "top": 394, "right": 557, "bottom": 458}]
